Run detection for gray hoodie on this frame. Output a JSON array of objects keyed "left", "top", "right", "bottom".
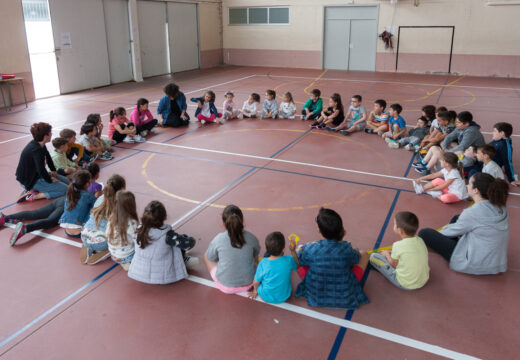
[
  {"left": 442, "top": 122, "right": 485, "bottom": 152},
  {"left": 440, "top": 200, "right": 509, "bottom": 275}
]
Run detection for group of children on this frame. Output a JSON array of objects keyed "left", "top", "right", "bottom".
[{"left": 3, "top": 83, "right": 517, "bottom": 310}]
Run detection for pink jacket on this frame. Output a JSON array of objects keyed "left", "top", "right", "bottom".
[{"left": 129, "top": 105, "right": 154, "bottom": 126}]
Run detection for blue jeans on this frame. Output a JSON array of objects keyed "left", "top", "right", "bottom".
[{"left": 31, "top": 175, "right": 69, "bottom": 199}]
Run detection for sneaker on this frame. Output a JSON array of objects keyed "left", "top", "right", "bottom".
[
  {"left": 326, "top": 126, "right": 337, "bottom": 132},
  {"left": 415, "top": 167, "right": 430, "bottom": 176},
  {"left": 377, "top": 131, "right": 384, "bottom": 136},
  {"left": 80, "top": 245, "right": 89, "bottom": 264},
  {"left": 384, "top": 137, "right": 393, "bottom": 144},
  {"left": 219, "top": 118, "right": 226, "bottom": 124},
  {"left": 310, "top": 121, "right": 320, "bottom": 128},
  {"left": 413, "top": 181, "right": 425, "bottom": 194},
  {"left": 0, "top": 212, "right": 4, "bottom": 227},
  {"left": 11, "top": 222, "right": 26, "bottom": 246},
  {"left": 317, "top": 123, "right": 326, "bottom": 129},
  {"left": 87, "top": 249, "right": 111, "bottom": 265},
  {"left": 339, "top": 130, "right": 349, "bottom": 136},
  {"left": 404, "top": 144, "right": 413, "bottom": 151},
  {"left": 388, "top": 142, "right": 400, "bottom": 149},
  {"left": 133, "top": 135, "right": 146, "bottom": 143},
  {"left": 17, "top": 190, "right": 30, "bottom": 203},
  {"left": 150, "top": 127, "right": 159, "bottom": 134},
  {"left": 412, "top": 161, "right": 427, "bottom": 168},
  {"left": 413, "top": 144, "right": 421, "bottom": 152},
  {"left": 301, "top": 115, "right": 307, "bottom": 120},
  {"left": 224, "top": 113, "right": 231, "bottom": 121},
  {"left": 18, "top": 190, "right": 38, "bottom": 203},
  {"left": 99, "top": 151, "right": 113, "bottom": 161},
  {"left": 364, "top": 128, "right": 374, "bottom": 134},
  {"left": 184, "top": 256, "right": 200, "bottom": 269},
  {"left": 140, "top": 130, "right": 149, "bottom": 137},
  {"left": 123, "top": 136, "right": 135, "bottom": 144},
  {"left": 88, "top": 154, "right": 98, "bottom": 164}
]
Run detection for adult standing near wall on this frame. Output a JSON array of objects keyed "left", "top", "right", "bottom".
[
  {"left": 16, "top": 122, "right": 69, "bottom": 202},
  {"left": 418, "top": 173, "right": 509, "bottom": 275},
  {"left": 157, "top": 83, "right": 190, "bottom": 127}
]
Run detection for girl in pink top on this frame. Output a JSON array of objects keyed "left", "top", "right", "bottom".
[
  {"left": 222, "top": 91, "right": 240, "bottom": 121},
  {"left": 109, "top": 107, "right": 146, "bottom": 144},
  {"left": 129, "top": 98, "right": 159, "bottom": 137}
]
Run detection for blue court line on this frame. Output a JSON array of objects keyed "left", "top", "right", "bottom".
[
  {"left": 99, "top": 150, "right": 143, "bottom": 169},
  {"left": 0, "top": 263, "right": 119, "bottom": 349},
  {"left": 0, "top": 128, "right": 29, "bottom": 135},
  {"left": 436, "top": 78, "right": 450, "bottom": 104},
  {"left": 327, "top": 153, "right": 416, "bottom": 360},
  {"left": 161, "top": 124, "right": 203, "bottom": 144},
  {"left": 0, "top": 201, "right": 18, "bottom": 211},
  {"left": 270, "top": 129, "right": 312, "bottom": 158}
]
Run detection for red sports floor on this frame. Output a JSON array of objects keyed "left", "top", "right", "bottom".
[{"left": 0, "top": 66, "right": 519, "bottom": 359}]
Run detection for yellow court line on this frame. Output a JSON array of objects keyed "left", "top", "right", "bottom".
[
  {"left": 303, "top": 69, "right": 328, "bottom": 96},
  {"left": 426, "top": 76, "right": 465, "bottom": 96}
]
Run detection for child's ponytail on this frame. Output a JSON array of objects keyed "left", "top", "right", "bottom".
[
  {"left": 91, "top": 174, "right": 126, "bottom": 227},
  {"left": 67, "top": 170, "right": 91, "bottom": 211},
  {"left": 331, "top": 93, "right": 342, "bottom": 110},
  {"left": 443, "top": 152, "right": 462, "bottom": 177},
  {"left": 472, "top": 173, "right": 509, "bottom": 208},
  {"left": 110, "top": 107, "right": 126, "bottom": 120},
  {"left": 222, "top": 205, "right": 245, "bottom": 248},
  {"left": 136, "top": 201, "right": 167, "bottom": 249}
]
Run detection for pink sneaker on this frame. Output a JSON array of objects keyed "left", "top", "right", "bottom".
[
  {"left": 11, "top": 222, "right": 26, "bottom": 246},
  {"left": 0, "top": 212, "right": 4, "bottom": 227}
]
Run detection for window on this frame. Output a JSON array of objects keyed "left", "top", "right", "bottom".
[{"left": 228, "top": 7, "right": 289, "bottom": 25}]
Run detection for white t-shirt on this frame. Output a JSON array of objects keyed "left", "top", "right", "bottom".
[
  {"left": 279, "top": 101, "right": 296, "bottom": 115},
  {"left": 431, "top": 118, "right": 439, "bottom": 130},
  {"left": 483, "top": 161, "right": 505, "bottom": 180},
  {"left": 201, "top": 102, "right": 211, "bottom": 117},
  {"left": 242, "top": 100, "right": 257, "bottom": 115},
  {"left": 442, "top": 168, "right": 468, "bottom": 200}
]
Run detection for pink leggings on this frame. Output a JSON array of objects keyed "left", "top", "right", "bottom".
[
  {"left": 197, "top": 113, "right": 222, "bottom": 122},
  {"left": 432, "top": 178, "right": 461, "bottom": 203}
]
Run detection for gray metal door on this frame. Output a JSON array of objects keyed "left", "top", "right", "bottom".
[
  {"left": 103, "top": 0, "right": 133, "bottom": 83},
  {"left": 324, "top": 19, "right": 349, "bottom": 70},
  {"left": 349, "top": 19, "right": 377, "bottom": 71},
  {"left": 168, "top": 2, "right": 199, "bottom": 73},
  {"left": 137, "top": 0, "right": 169, "bottom": 77}
]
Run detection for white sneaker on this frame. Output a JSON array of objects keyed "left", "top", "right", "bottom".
[
  {"left": 150, "top": 127, "right": 158, "bottom": 134},
  {"left": 404, "top": 144, "right": 412, "bottom": 151},
  {"left": 413, "top": 182, "right": 424, "bottom": 194},
  {"left": 388, "top": 142, "right": 399, "bottom": 149},
  {"left": 123, "top": 136, "right": 135, "bottom": 144},
  {"left": 140, "top": 130, "right": 149, "bottom": 137},
  {"left": 219, "top": 118, "right": 226, "bottom": 124},
  {"left": 201, "top": 120, "right": 206, "bottom": 125},
  {"left": 184, "top": 256, "right": 200, "bottom": 269},
  {"left": 133, "top": 134, "right": 146, "bottom": 143}
]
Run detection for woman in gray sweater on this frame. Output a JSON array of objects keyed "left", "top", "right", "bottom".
[{"left": 419, "top": 173, "right": 509, "bottom": 275}]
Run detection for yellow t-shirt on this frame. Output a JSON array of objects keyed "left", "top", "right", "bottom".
[{"left": 391, "top": 236, "right": 430, "bottom": 289}]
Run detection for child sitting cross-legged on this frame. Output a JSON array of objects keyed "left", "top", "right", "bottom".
[
  {"left": 87, "top": 162, "right": 103, "bottom": 197},
  {"left": 261, "top": 89, "right": 278, "bottom": 119},
  {"left": 191, "top": 90, "right": 223, "bottom": 124},
  {"left": 295, "top": 208, "right": 369, "bottom": 309},
  {"left": 478, "top": 144, "right": 505, "bottom": 180},
  {"left": 382, "top": 103, "right": 406, "bottom": 143},
  {"left": 369, "top": 211, "right": 429, "bottom": 290},
  {"left": 248, "top": 232, "right": 299, "bottom": 304},
  {"left": 310, "top": 93, "right": 344, "bottom": 129},
  {"left": 301, "top": 89, "right": 322, "bottom": 121},
  {"left": 389, "top": 116, "right": 430, "bottom": 150},
  {"left": 51, "top": 137, "right": 80, "bottom": 177}
]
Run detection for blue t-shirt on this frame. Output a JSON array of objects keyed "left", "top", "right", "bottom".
[
  {"left": 255, "top": 256, "right": 297, "bottom": 304},
  {"left": 389, "top": 116, "right": 406, "bottom": 135},
  {"left": 59, "top": 190, "right": 97, "bottom": 225}
]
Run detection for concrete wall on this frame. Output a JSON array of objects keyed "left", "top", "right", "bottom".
[
  {"left": 222, "top": 0, "right": 520, "bottom": 77},
  {"left": 0, "top": 0, "right": 35, "bottom": 106},
  {"left": 198, "top": 1, "right": 223, "bottom": 68}
]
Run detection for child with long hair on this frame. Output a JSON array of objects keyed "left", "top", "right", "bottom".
[
  {"left": 204, "top": 205, "right": 260, "bottom": 294},
  {"left": 59, "top": 170, "right": 97, "bottom": 237},
  {"left": 129, "top": 98, "right": 159, "bottom": 137},
  {"left": 222, "top": 91, "right": 240, "bottom": 121},
  {"left": 311, "top": 93, "right": 344, "bottom": 129},
  {"left": 261, "top": 89, "right": 278, "bottom": 119},
  {"left": 106, "top": 190, "right": 139, "bottom": 268},
  {"left": 191, "top": 90, "right": 223, "bottom": 124},
  {"left": 241, "top": 93, "right": 260, "bottom": 118},
  {"left": 86, "top": 113, "right": 113, "bottom": 152},
  {"left": 80, "top": 174, "right": 126, "bottom": 265},
  {"left": 413, "top": 152, "right": 467, "bottom": 203},
  {"left": 108, "top": 107, "right": 146, "bottom": 144},
  {"left": 128, "top": 201, "right": 196, "bottom": 284},
  {"left": 278, "top": 92, "right": 297, "bottom": 119},
  {"left": 78, "top": 123, "right": 112, "bottom": 160}
]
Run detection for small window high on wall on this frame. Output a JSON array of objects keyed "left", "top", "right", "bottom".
[{"left": 229, "top": 7, "right": 289, "bottom": 25}]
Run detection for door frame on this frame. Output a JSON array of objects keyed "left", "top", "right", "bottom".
[{"left": 322, "top": 4, "right": 379, "bottom": 70}]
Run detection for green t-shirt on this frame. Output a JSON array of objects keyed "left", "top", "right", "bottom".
[{"left": 391, "top": 236, "right": 430, "bottom": 289}]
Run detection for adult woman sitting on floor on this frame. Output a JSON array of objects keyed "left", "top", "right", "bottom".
[
  {"left": 157, "top": 83, "right": 190, "bottom": 127},
  {"left": 419, "top": 173, "right": 509, "bottom": 275},
  {"left": 15, "top": 122, "right": 69, "bottom": 202}
]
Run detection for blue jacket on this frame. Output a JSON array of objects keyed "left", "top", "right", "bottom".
[
  {"left": 59, "top": 190, "right": 97, "bottom": 225},
  {"left": 490, "top": 138, "right": 514, "bottom": 182},
  {"left": 190, "top": 97, "right": 219, "bottom": 117},
  {"left": 157, "top": 93, "right": 188, "bottom": 125}
]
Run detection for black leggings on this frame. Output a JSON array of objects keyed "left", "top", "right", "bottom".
[
  {"left": 136, "top": 119, "right": 158, "bottom": 133},
  {"left": 6, "top": 197, "right": 65, "bottom": 233},
  {"left": 418, "top": 215, "right": 460, "bottom": 262},
  {"left": 164, "top": 113, "right": 190, "bottom": 127}
]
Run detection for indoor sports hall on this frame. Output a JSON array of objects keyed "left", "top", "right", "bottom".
[{"left": 0, "top": 1, "right": 519, "bottom": 359}]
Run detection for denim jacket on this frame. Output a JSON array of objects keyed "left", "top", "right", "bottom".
[
  {"left": 190, "top": 97, "right": 219, "bottom": 117},
  {"left": 157, "top": 92, "right": 188, "bottom": 125},
  {"left": 59, "top": 190, "right": 97, "bottom": 225}
]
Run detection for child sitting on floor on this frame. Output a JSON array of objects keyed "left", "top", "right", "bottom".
[
  {"left": 241, "top": 93, "right": 260, "bottom": 119},
  {"left": 59, "top": 170, "right": 98, "bottom": 238},
  {"left": 86, "top": 113, "right": 114, "bottom": 151},
  {"left": 332, "top": 94, "right": 367, "bottom": 135},
  {"left": 248, "top": 231, "right": 299, "bottom": 304},
  {"left": 301, "top": 89, "right": 322, "bottom": 121},
  {"left": 428, "top": 106, "right": 447, "bottom": 135},
  {"left": 364, "top": 99, "right": 389, "bottom": 135},
  {"left": 295, "top": 207, "right": 369, "bottom": 309},
  {"left": 382, "top": 103, "right": 406, "bottom": 142},
  {"left": 222, "top": 91, "right": 240, "bottom": 120},
  {"left": 60, "top": 128, "right": 94, "bottom": 166},
  {"left": 108, "top": 107, "right": 146, "bottom": 144},
  {"left": 478, "top": 145, "right": 505, "bottom": 180},
  {"left": 389, "top": 116, "right": 430, "bottom": 150},
  {"left": 79, "top": 123, "right": 112, "bottom": 160},
  {"left": 490, "top": 122, "right": 515, "bottom": 182},
  {"left": 106, "top": 190, "right": 139, "bottom": 269},
  {"left": 129, "top": 98, "right": 159, "bottom": 137},
  {"left": 413, "top": 152, "right": 467, "bottom": 203},
  {"left": 87, "top": 162, "right": 103, "bottom": 197},
  {"left": 261, "top": 89, "right": 278, "bottom": 119},
  {"left": 51, "top": 137, "right": 79, "bottom": 177},
  {"left": 191, "top": 90, "right": 223, "bottom": 124},
  {"left": 278, "top": 92, "right": 297, "bottom": 119},
  {"left": 419, "top": 110, "right": 456, "bottom": 150},
  {"left": 128, "top": 201, "right": 195, "bottom": 284},
  {"left": 311, "top": 93, "right": 344, "bottom": 129},
  {"left": 370, "top": 211, "right": 429, "bottom": 290}
]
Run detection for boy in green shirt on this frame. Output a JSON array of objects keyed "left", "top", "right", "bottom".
[
  {"left": 50, "top": 137, "right": 79, "bottom": 177},
  {"left": 369, "top": 211, "right": 429, "bottom": 290},
  {"left": 301, "top": 89, "right": 323, "bottom": 121}
]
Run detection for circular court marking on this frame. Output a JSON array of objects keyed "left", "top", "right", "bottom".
[{"left": 140, "top": 128, "right": 394, "bottom": 211}]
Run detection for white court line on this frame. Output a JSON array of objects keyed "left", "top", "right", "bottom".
[
  {"left": 3, "top": 225, "right": 478, "bottom": 360},
  {"left": 258, "top": 73, "right": 520, "bottom": 91}
]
